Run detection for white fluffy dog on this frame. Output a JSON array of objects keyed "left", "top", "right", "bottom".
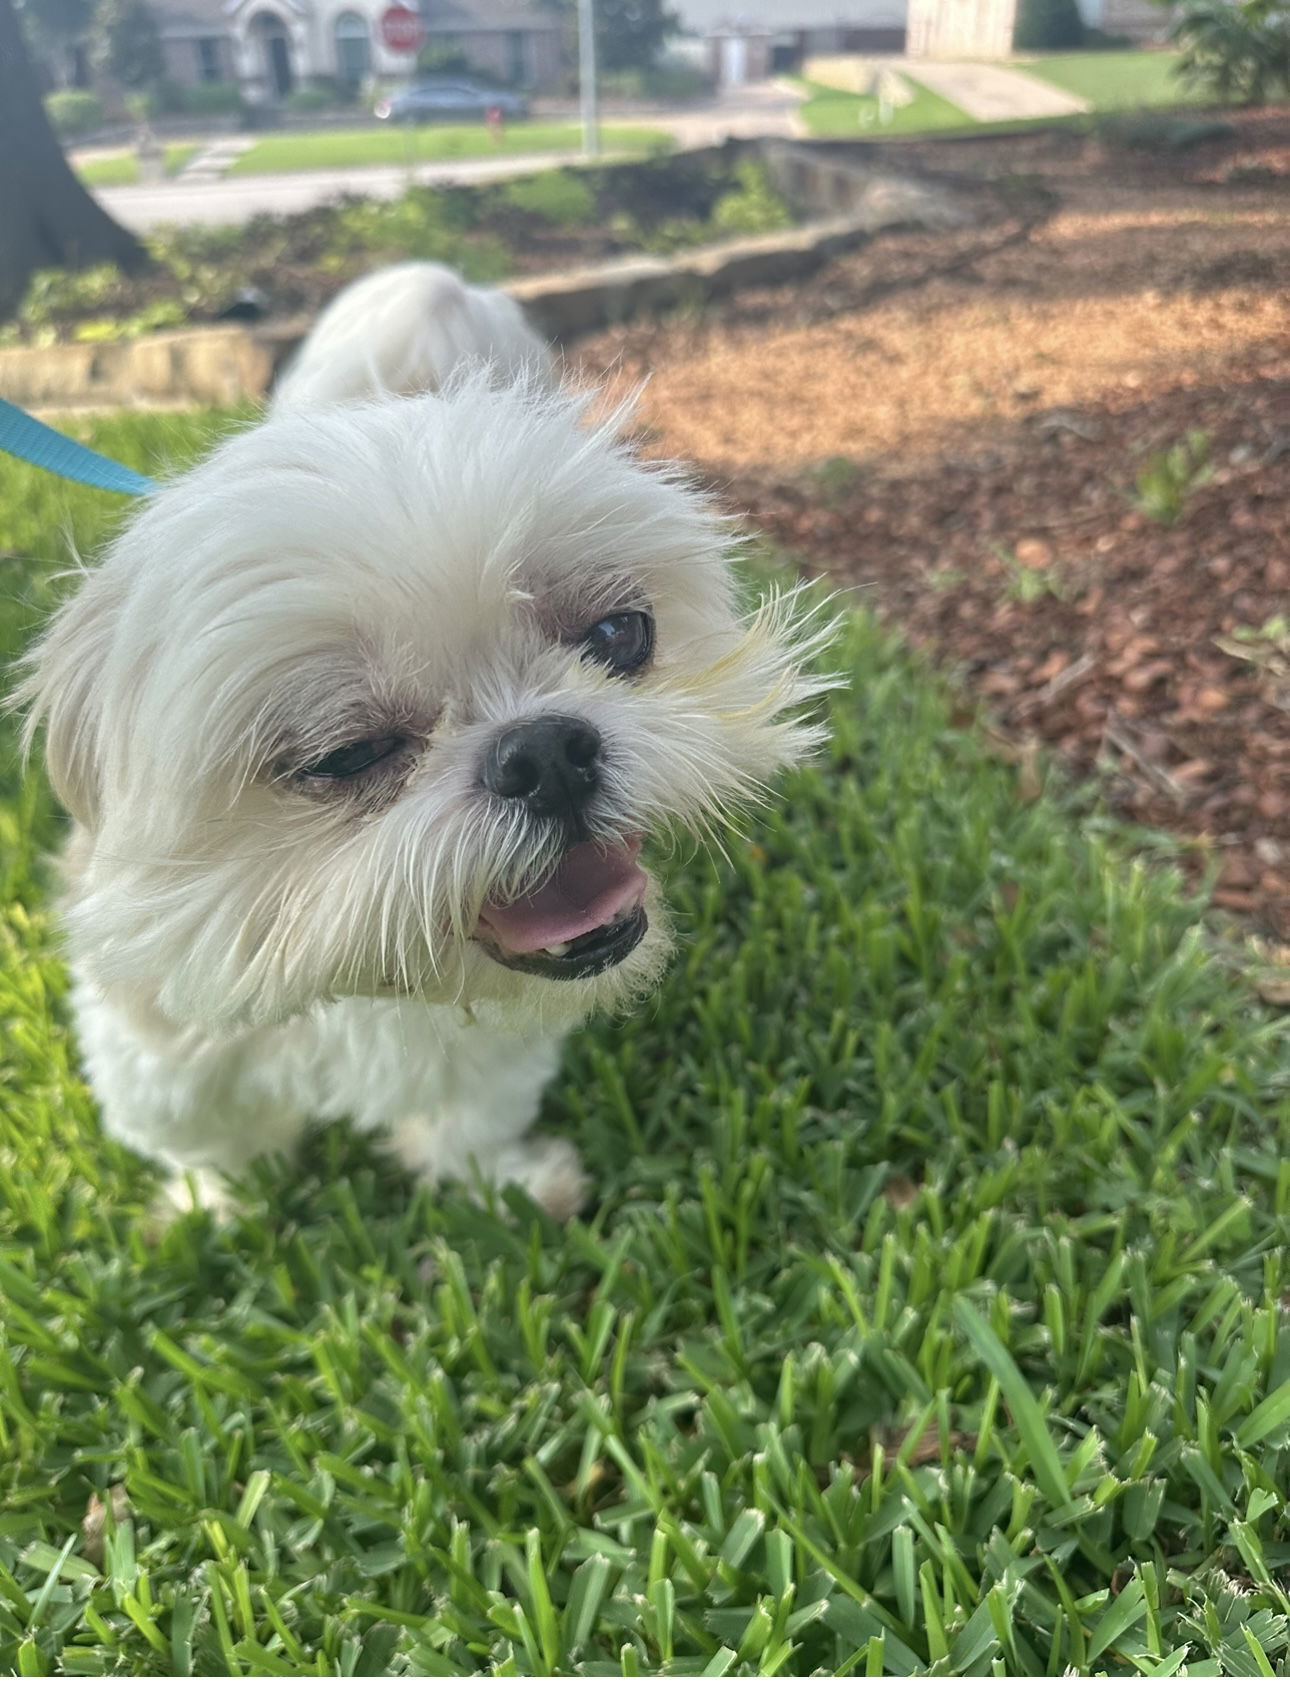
[
  {"left": 22, "top": 378, "right": 827, "bottom": 1218},
  {"left": 271, "top": 262, "right": 555, "bottom": 411}
]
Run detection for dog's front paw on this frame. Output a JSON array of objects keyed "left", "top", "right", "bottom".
[
  {"left": 490, "top": 1134, "right": 589, "bottom": 1222},
  {"left": 145, "top": 1166, "right": 239, "bottom": 1236}
]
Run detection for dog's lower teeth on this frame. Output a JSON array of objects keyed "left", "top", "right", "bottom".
[{"left": 543, "top": 942, "right": 571, "bottom": 957}]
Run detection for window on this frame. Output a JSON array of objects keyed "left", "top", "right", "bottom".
[
  {"left": 196, "top": 36, "right": 222, "bottom": 80},
  {"left": 506, "top": 28, "right": 526, "bottom": 84}
]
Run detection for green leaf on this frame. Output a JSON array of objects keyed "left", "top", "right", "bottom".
[{"left": 954, "top": 1300, "right": 1072, "bottom": 1508}]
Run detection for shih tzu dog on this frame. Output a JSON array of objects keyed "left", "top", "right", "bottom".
[
  {"left": 21, "top": 377, "right": 829, "bottom": 1219},
  {"left": 271, "top": 262, "right": 556, "bottom": 410}
]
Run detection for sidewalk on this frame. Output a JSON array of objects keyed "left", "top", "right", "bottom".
[
  {"left": 92, "top": 83, "right": 809, "bottom": 231},
  {"left": 96, "top": 151, "right": 618, "bottom": 230},
  {"left": 895, "top": 59, "right": 1089, "bottom": 120}
]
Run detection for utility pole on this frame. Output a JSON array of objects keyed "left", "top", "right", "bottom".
[{"left": 577, "top": 0, "right": 599, "bottom": 160}]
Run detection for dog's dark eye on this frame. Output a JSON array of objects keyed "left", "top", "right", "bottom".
[
  {"left": 299, "top": 736, "right": 405, "bottom": 780},
  {"left": 580, "top": 610, "right": 654, "bottom": 676}
]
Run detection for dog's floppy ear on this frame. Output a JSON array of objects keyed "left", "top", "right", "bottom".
[{"left": 20, "top": 569, "right": 125, "bottom": 828}]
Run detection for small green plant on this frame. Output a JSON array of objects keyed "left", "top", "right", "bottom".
[
  {"left": 992, "top": 543, "right": 1065, "bottom": 604},
  {"left": 1214, "top": 614, "right": 1290, "bottom": 675},
  {"left": 927, "top": 564, "right": 967, "bottom": 593},
  {"left": 806, "top": 455, "right": 868, "bottom": 505},
  {"left": 1126, "top": 429, "right": 1214, "bottom": 524},
  {"left": 500, "top": 169, "right": 596, "bottom": 228},
  {"left": 1171, "top": 0, "right": 1290, "bottom": 105}
]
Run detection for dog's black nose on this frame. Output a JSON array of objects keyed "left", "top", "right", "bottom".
[{"left": 483, "top": 716, "right": 602, "bottom": 819}]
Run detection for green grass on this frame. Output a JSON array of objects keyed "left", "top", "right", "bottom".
[
  {"left": 3, "top": 412, "right": 1290, "bottom": 1675},
  {"left": 76, "top": 145, "right": 199, "bottom": 188},
  {"left": 794, "top": 76, "right": 973, "bottom": 138},
  {"left": 1021, "top": 49, "right": 1204, "bottom": 109},
  {"left": 228, "top": 123, "right": 669, "bottom": 175}
]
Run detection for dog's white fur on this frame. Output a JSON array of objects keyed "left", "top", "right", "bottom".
[
  {"left": 22, "top": 378, "right": 827, "bottom": 1216},
  {"left": 270, "top": 262, "right": 555, "bottom": 411}
]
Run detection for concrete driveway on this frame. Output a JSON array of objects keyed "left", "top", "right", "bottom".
[{"left": 93, "top": 83, "right": 807, "bottom": 231}]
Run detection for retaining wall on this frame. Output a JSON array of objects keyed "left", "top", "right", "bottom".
[{"left": 4, "top": 141, "right": 977, "bottom": 412}]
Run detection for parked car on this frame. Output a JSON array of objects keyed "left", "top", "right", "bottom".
[{"left": 374, "top": 79, "right": 530, "bottom": 123}]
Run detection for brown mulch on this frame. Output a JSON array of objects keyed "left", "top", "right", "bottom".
[{"left": 570, "top": 108, "right": 1290, "bottom": 941}]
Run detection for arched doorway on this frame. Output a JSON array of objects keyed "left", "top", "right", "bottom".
[
  {"left": 249, "top": 10, "right": 294, "bottom": 98},
  {"left": 333, "top": 11, "right": 370, "bottom": 93}
]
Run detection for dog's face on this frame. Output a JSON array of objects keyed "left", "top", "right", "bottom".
[{"left": 26, "top": 382, "right": 826, "bottom": 1032}]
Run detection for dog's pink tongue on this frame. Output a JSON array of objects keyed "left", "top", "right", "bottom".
[{"left": 478, "top": 839, "right": 645, "bottom": 954}]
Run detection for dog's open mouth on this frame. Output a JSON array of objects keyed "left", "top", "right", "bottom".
[{"left": 475, "top": 837, "right": 648, "bottom": 980}]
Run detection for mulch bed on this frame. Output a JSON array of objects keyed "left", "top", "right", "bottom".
[
  {"left": 570, "top": 107, "right": 1290, "bottom": 943},
  {"left": 718, "top": 356, "right": 1290, "bottom": 939}
]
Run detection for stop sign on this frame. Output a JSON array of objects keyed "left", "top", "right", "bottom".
[{"left": 379, "top": 4, "right": 423, "bottom": 53}]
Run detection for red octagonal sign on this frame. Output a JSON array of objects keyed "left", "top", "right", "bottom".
[{"left": 379, "top": 3, "right": 423, "bottom": 53}]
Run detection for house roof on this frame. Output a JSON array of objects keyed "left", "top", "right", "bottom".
[
  {"left": 150, "top": 0, "right": 230, "bottom": 32},
  {"left": 421, "top": 0, "right": 561, "bottom": 29},
  {"left": 673, "top": 0, "right": 904, "bottom": 31},
  {"left": 151, "top": 0, "right": 561, "bottom": 34}
]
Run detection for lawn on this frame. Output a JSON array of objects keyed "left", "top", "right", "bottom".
[
  {"left": 228, "top": 123, "right": 669, "bottom": 175},
  {"left": 2, "top": 412, "right": 1289, "bottom": 1674},
  {"left": 794, "top": 76, "right": 972, "bottom": 138},
  {"left": 76, "top": 144, "right": 199, "bottom": 188},
  {"left": 1021, "top": 49, "right": 1203, "bottom": 109}
]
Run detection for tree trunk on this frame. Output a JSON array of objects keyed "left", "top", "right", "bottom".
[{"left": 0, "top": 0, "right": 151, "bottom": 319}]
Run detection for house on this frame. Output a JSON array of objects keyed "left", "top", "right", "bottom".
[
  {"left": 671, "top": 2, "right": 907, "bottom": 86},
  {"left": 151, "top": 0, "right": 565, "bottom": 103},
  {"left": 904, "top": 0, "right": 1169, "bottom": 55},
  {"left": 673, "top": 0, "right": 1168, "bottom": 79}
]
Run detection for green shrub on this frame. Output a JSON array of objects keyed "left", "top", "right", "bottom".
[
  {"left": 599, "top": 58, "right": 710, "bottom": 101},
  {"left": 0, "top": 264, "right": 161, "bottom": 347},
  {"left": 415, "top": 44, "right": 477, "bottom": 78},
  {"left": 1171, "top": 0, "right": 1290, "bottom": 104},
  {"left": 175, "top": 80, "right": 246, "bottom": 116},
  {"left": 500, "top": 169, "right": 596, "bottom": 227},
  {"left": 1013, "top": 0, "right": 1085, "bottom": 50},
  {"left": 43, "top": 89, "right": 106, "bottom": 138},
  {"left": 583, "top": 151, "right": 742, "bottom": 227},
  {"left": 327, "top": 194, "right": 511, "bottom": 275},
  {"left": 708, "top": 159, "right": 792, "bottom": 238},
  {"left": 284, "top": 81, "right": 340, "bottom": 114}
]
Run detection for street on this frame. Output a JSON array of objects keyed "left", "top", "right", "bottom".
[{"left": 95, "top": 84, "right": 806, "bottom": 230}]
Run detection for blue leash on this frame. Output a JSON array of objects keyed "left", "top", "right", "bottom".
[{"left": 0, "top": 397, "right": 156, "bottom": 498}]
